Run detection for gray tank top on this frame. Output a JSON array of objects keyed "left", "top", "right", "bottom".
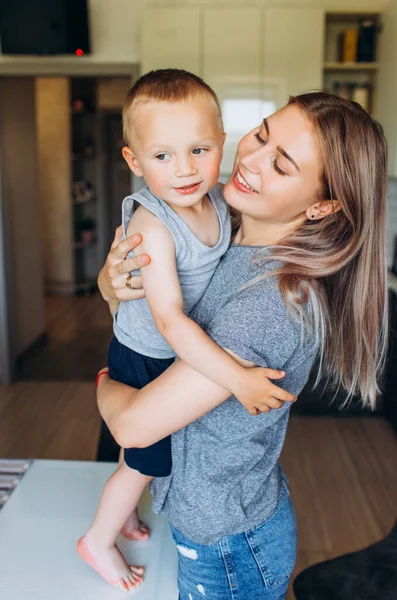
[{"left": 113, "top": 185, "right": 231, "bottom": 358}]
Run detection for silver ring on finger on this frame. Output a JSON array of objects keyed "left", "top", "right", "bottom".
[{"left": 125, "top": 273, "right": 133, "bottom": 289}]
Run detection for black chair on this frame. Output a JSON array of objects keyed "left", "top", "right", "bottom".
[{"left": 293, "top": 520, "right": 397, "bottom": 600}]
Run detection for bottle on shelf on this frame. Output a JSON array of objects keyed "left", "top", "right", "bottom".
[
  {"left": 357, "top": 20, "right": 377, "bottom": 63},
  {"left": 339, "top": 28, "right": 358, "bottom": 63}
]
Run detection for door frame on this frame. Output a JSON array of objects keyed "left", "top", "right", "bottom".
[{"left": 0, "top": 95, "right": 14, "bottom": 385}]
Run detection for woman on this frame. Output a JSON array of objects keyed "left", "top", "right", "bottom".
[{"left": 96, "top": 93, "right": 388, "bottom": 598}]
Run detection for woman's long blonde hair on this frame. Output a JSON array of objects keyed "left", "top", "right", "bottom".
[{"left": 255, "top": 92, "right": 388, "bottom": 409}]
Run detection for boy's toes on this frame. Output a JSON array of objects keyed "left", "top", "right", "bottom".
[
  {"left": 117, "top": 578, "right": 129, "bottom": 592},
  {"left": 126, "top": 570, "right": 142, "bottom": 589},
  {"left": 130, "top": 564, "right": 145, "bottom": 576},
  {"left": 122, "top": 523, "right": 150, "bottom": 541}
]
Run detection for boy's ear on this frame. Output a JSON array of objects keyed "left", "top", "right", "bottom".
[
  {"left": 222, "top": 132, "right": 227, "bottom": 145},
  {"left": 122, "top": 146, "right": 143, "bottom": 177}
]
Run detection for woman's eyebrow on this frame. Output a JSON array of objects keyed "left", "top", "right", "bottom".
[
  {"left": 277, "top": 146, "right": 300, "bottom": 172},
  {"left": 263, "top": 118, "right": 300, "bottom": 173},
  {"left": 263, "top": 118, "right": 269, "bottom": 135}
]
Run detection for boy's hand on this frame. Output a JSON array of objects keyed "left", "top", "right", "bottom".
[{"left": 233, "top": 368, "right": 296, "bottom": 416}]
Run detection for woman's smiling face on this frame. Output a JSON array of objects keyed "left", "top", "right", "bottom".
[{"left": 224, "top": 104, "right": 324, "bottom": 225}]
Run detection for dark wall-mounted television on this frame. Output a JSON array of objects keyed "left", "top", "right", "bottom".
[{"left": 0, "top": 0, "right": 90, "bottom": 56}]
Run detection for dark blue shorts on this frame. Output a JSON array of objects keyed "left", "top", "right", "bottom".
[{"left": 107, "top": 336, "right": 174, "bottom": 477}]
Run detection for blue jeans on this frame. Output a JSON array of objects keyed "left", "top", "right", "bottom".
[{"left": 170, "top": 477, "right": 297, "bottom": 600}]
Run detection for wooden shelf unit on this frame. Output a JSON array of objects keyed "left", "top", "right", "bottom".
[
  {"left": 323, "top": 12, "right": 380, "bottom": 116},
  {"left": 324, "top": 61, "right": 379, "bottom": 71},
  {"left": 71, "top": 78, "right": 101, "bottom": 293}
]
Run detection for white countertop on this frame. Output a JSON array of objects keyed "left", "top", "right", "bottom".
[{"left": 0, "top": 460, "right": 178, "bottom": 600}]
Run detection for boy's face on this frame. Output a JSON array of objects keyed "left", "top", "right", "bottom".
[{"left": 122, "top": 95, "right": 225, "bottom": 207}]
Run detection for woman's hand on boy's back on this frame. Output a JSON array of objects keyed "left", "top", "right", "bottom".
[{"left": 98, "top": 226, "right": 151, "bottom": 313}]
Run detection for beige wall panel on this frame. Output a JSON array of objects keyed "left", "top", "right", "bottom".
[
  {"left": 36, "top": 78, "right": 73, "bottom": 287},
  {"left": 0, "top": 78, "right": 45, "bottom": 354},
  {"left": 263, "top": 8, "right": 324, "bottom": 110},
  {"left": 203, "top": 8, "right": 261, "bottom": 93},
  {"left": 97, "top": 77, "right": 132, "bottom": 109},
  {"left": 377, "top": 0, "right": 397, "bottom": 176},
  {"left": 141, "top": 8, "right": 201, "bottom": 74}
]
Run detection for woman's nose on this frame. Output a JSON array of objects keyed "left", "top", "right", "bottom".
[
  {"left": 175, "top": 156, "right": 197, "bottom": 178},
  {"left": 240, "top": 145, "right": 265, "bottom": 174}
]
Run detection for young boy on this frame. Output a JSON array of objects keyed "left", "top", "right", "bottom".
[{"left": 78, "top": 69, "right": 291, "bottom": 591}]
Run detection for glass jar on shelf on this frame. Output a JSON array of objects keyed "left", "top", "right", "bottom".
[{"left": 352, "top": 83, "right": 371, "bottom": 113}]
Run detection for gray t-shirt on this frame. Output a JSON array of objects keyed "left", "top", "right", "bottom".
[
  {"left": 114, "top": 185, "right": 231, "bottom": 359},
  {"left": 150, "top": 245, "right": 318, "bottom": 545}
]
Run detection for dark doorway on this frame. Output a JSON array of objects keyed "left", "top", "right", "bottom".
[{"left": 103, "top": 113, "right": 132, "bottom": 248}]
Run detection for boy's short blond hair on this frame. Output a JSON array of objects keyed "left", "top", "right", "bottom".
[{"left": 122, "top": 69, "right": 223, "bottom": 148}]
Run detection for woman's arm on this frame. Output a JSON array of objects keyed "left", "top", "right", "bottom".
[
  {"left": 97, "top": 360, "right": 228, "bottom": 448},
  {"left": 97, "top": 226, "right": 151, "bottom": 314},
  {"left": 97, "top": 356, "right": 292, "bottom": 449}
]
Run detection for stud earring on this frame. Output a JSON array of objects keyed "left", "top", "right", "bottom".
[{"left": 311, "top": 214, "right": 315, "bottom": 219}]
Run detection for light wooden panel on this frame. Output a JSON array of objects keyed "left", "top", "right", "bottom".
[
  {"left": 263, "top": 8, "right": 325, "bottom": 110},
  {"left": 35, "top": 78, "right": 73, "bottom": 288},
  {"left": 141, "top": 9, "right": 201, "bottom": 75}
]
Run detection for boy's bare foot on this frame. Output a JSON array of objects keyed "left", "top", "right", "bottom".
[
  {"left": 77, "top": 535, "right": 144, "bottom": 591},
  {"left": 121, "top": 509, "right": 151, "bottom": 541}
]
